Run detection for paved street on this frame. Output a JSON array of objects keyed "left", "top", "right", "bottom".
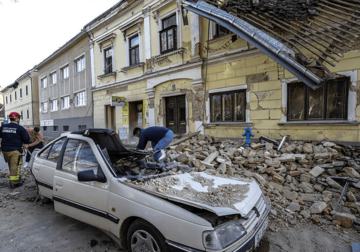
[{"left": 0, "top": 155, "right": 121, "bottom": 252}]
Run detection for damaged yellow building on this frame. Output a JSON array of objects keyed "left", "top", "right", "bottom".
[{"left": 85, "top": 0, "right": 360, "bottom": 143}]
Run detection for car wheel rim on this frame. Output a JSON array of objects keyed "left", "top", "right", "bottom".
[{"left": 130, "top": 230, "right": 160, "bottom": 252}]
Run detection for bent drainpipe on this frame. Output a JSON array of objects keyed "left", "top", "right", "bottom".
[
  {"left": 182, "top": 1, "right": 323, "bottom": 90},
  {"left": 26, "top": 72, "right": 34, "bottom": 127}
]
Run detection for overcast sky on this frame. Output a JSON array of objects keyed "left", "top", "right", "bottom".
[{"left": 0, "top": 0, "right": 119, "bottom": 88}]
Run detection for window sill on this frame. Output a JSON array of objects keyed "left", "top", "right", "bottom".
[
  {"left": 97, "top": 71, "right": 116, "bottom": 80},
  {"left": 61, "top": 108, "right": 70, "bottom": 110},
  {"left": 207, "top": 33, "right": 235, "bottom": 45},
  {"left": 75, "top": 105, "right": 87, "bottom": 108},
  {"left": 153, "top": 48, "right": 186, "bottom": 63},
  {"left": 75, "top": 70, "right": 85, "bottom": 75},
  {"left": 204, "top": 122, "right": 252, "bottom": 127},
  {"left": 50, "top": 110, "right": 58, "bottom": 113},
  {"left": 49, "top": 83, "right": 57, "bottom": 86},
  {"left": 278, "top": 120, "right": 360, "bottom": 126},
  {"left": 120, "top": 62, "right": 145, "bottom": 73}
]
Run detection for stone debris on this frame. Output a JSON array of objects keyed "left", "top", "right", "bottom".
[{"left": 159, "top": 133, "right": 360, "bottom": 230}]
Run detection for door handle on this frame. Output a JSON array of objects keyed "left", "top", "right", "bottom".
[
  {"left": 33, "top": 165, "right": 40, "bottom": 171},
  {"left": 55, "top": 181, "right": 63, "bottom": 187}
]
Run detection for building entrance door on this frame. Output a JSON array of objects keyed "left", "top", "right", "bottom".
[
  {"left": 129, "top": 101, "right": 144, "bottom": 138},
  {"left": 105, "top": 105, "right": 116, "bottom": 130},
  {"left": 165, "top": 95, "right": 186, "bottom": 134}
]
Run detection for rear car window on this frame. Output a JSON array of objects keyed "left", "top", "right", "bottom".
[{"left": 38, "top": 138, "right": 65, "bottom": 162}]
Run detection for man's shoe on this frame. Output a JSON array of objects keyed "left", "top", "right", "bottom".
[
  {"left": 23, "top": 162, "right": 29, "bottom": 168},
  {"left": 10, "top": 183, "right": 23, "bottom": 189}
]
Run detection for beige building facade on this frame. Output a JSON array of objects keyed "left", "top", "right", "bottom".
[
  {"left": 84, "top": 0, "right": 360, "bottom": 144},
  {"left": 1, "top": 69, "right": 39, "bottom": 128}
]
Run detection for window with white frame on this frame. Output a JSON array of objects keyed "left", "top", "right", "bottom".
[
  {"left": 50, "top": 72, "right": 57, "bottom": 85},
  {"left": 61, "top": 96, "right": 70, "bottom": 109},
  {"left": 41, "top": 77, "right": 47, "bottom": 89},
  {"left": 50, "top": 99, "right": 58, "bottom": 111},
  {"left": 104, "top": 48, "right": 113, "bottom": 74},
  {"left": 6, "top": 96, "right": 8, "bottom": 104},
  {"left": 210, "top": 90, "right": 246, "bottom": 122},
  {"left": 287, "top": 78, "right": 349, "bottom": 121},
  {"left": 41, "top": 101, "right": 48, "bottom": 113},
  {"left": 20, "top": 88, "right": 23, "bottom": 99},
  {"left": 25, "top": 85, "right": 29, "bottom": 96},
  {"left": 27, "top": 109, "right": 30, "bottom": 120},
  {"left": 14, "top": 91, "right": 17, "bottom": 101},
  {"left": 9, "top": 94, "right": 12, "bottom": 103},
  {"left": 20, "top": 110, "right": 23, "bottom": 120},
  {"left": 61, "top": 66, "right": 69, "bottom": 79},
  {"left": 76, "top": 57, "right": 85, "bottom": 73},
  {"left": 129, "top": 35, "right": 140, "bottom": 66},
  {"left": 75, "top": 91, "right": 86, "bottom": 107},
  {"left": 160, "top": 15, "right": 177, "bottom": 54}
]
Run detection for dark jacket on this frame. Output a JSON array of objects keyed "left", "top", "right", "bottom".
[
  {"left": 136, "top": 127, "right": 170, "bottom": 150},
  {"left": 0, "top": 123, "right": 30, "bottom": 152}
]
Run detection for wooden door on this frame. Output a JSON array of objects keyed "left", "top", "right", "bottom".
[{"left": 165, "top": 96, "right": 186, "bottom": 134}]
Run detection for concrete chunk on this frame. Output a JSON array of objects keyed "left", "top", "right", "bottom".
[
  {"left": 310, "top": 201, "right": 327, "bottom": 214},
  {"left": 326, "top": 177, "right": 344, "bottom": 191},
  {"left": 343, "top": 167, "right": 360, "bottom": 179},
  {"left": 200, "top": 151, "right": 219, "bottom": 168},
  {"left": 333, "top": 212, "right": 356, "bottom": 228},
  {"left": 309, "top": 166, "right": 325, "bottom": 177}
]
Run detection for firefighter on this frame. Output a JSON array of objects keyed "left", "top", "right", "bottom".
[{"left": 0, "top": 112, "right": 30, "bottom": 189}]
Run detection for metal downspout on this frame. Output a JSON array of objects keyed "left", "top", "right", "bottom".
[{"left": 26, "top": 72, "right": 34, "bottom": 127}]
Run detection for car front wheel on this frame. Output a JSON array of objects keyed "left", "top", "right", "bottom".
[{"left": 127, "top": 219, "right": 169, "bottom": 252}]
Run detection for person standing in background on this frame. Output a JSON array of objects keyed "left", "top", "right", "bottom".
[
  {"left": 0, "top": 112, "right": 30, "bottom": 189},
  {"left": 23, "top": 127, "right": 44, "bottom": 168}
]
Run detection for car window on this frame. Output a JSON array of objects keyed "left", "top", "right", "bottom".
[
  {"left": 62, "top": 139, "right": 98, "bottom": 174},
  {"left": 38, "top": 138, "right": 65, "bottom": 161},
  {"left": 38, "top": 146, "right": 51, "bottom": 159},
  {"left": 48, "top": 138, "right": 66, "bottom": 162}
]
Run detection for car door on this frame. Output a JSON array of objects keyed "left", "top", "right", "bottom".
[
  {"left": 53, "top": 138, "right": 111, "bottom": 232},
  {"left": 32, "top": 138, "right": 66, "bottom": 199}
]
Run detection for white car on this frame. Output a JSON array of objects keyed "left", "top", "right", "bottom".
[{"left": 30, "top": 128, "right": 271, "bottom": 252}]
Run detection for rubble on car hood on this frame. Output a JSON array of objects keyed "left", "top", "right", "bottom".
[
  {"left": 128, "top": 132, "right": 360, "bottom": 230},
  {"left": 121, "top": 171, "right": 262, "bottom": 216}
]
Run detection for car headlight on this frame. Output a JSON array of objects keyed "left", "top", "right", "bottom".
[{"left": 203, "top": 221, "right": 247, "bottom": 250}]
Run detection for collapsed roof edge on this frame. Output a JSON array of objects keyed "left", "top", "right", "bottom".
[{"left": 183, "top": 0, "right": 324, "bottom": 90}]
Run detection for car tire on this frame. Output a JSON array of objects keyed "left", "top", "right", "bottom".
[
  {"left": 127, "top": 219, "right": 169, "bottom": 252},
  {"left": 36, "top": 183, "right": 51, "bottom": 204}
]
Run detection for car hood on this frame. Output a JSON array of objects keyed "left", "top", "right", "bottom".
[{"left": 119, "top": 172, "right": 262, "bottom": 217}]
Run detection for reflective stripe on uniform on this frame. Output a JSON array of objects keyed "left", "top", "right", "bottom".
[{"left": 9, "top": 176, "right": 19, "bottom": 180}]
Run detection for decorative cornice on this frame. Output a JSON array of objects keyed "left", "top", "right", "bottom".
[
  {"left": 142, "top": 6, "right": 151, "bottom": 18},
  {"left": 191, "top": 78, "right": 204, "bottom": 91},
  {"left": 145, "top": 87, "right": 156, "bottom": 99},
  {"left": 96, "top": 33, "right": 116, "bottom": 52},
  {"left": 119, "top": 17, "right": 144, "bottom": 41}
]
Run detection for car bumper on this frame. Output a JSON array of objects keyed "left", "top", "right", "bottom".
[{"left": 166, "top": 197, "right": 271, "bottom": 252}]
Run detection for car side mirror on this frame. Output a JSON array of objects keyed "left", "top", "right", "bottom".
[{"left": 78, "top": 170, "right": 106, "bottom": 183}]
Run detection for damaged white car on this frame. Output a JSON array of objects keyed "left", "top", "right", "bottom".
[{"left": 30, "top": 128, "right": 271, "bottom": 252}]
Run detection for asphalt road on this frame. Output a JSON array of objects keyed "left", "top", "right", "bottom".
[{"left": 0, "top": 155, "right": 121, "bottom": 252}]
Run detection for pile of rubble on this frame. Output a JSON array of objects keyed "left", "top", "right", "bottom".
[{"left": 165, "top": 133, "right": 360, "bottom": 230}]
